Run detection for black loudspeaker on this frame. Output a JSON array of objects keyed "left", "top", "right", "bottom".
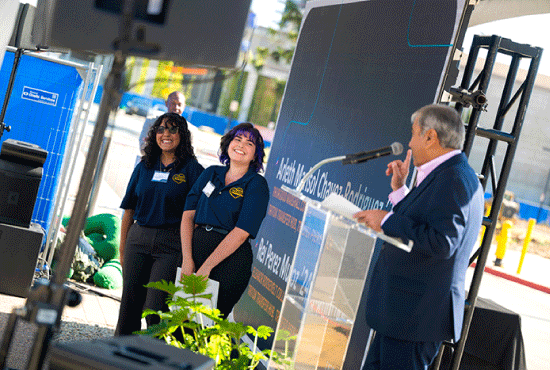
[
  {"left": 32, "top": 0, "right": 253, "bottom": 67},
  {"left": 0, "top": 139, "right": 47, "bottom": 228},
  {"left": 0, "top": 222, "right": 44, "bottom": 298},
  {"left": 48, "top": 336, "right": 215, "bottom": 370}
]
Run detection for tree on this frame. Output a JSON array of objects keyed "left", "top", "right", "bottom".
[{"left": 253, "top": 0, "right": 305, "bottom": 71}]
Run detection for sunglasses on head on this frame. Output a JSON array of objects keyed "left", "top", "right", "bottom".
[{"left": 156, "top": 126, "right": 179, "bottom": 134}]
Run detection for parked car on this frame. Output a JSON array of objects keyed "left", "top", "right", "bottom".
[{"left": 125, "top": 98, "right": 152, "bottom": 117}]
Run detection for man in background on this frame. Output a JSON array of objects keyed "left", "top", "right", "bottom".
[
  {"left": 354, "top": 104, "right": 484, "bottom": 370},
  {"left": 138, "top": 91, "right": 186, "bottom": 155}
]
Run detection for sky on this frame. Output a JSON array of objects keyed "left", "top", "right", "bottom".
[
  {"left": 464, "top": 13, "right": 550, "bottom": 76},
  {"left": 250, "top": 0, "right": 287, "bottom": 29},
  {"left": 250, "top": 0, "right": 550, "bottom": 76}
]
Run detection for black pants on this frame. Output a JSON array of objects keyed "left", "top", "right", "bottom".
[
  {"left": 115, "top": 224, "right": 182, "bottom": 336},
  {"left": 192, "top": 227, "right": 253, "bottom": 318}
]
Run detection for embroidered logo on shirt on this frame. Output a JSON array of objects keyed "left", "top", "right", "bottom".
[
  {"left": 172, "top": 174, "right": 186, "bottom": 184},
  {"left": 229, "top": 187, "right": 244, "bottom": 199}
]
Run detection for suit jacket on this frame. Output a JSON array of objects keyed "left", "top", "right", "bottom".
[{"left": 365, "top": 152, "right": 484, "bottom": 343}]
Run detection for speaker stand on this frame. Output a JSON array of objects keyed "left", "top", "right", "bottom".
[{"left": 0, "top": 1, "right": 143, "bottom": 368}]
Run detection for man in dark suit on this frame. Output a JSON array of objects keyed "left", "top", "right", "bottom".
[{"left": 354, "top": 104, "right": 484, "bottom": 370}]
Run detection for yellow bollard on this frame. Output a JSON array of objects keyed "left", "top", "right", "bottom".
[
  {"left": 478, "top": 225, "right": 486, "bottom": 248},
  {"left": 517, "top": 218, "right": 536, "bottom": 274},
  {"left": 495, "top": 220, "right": 513, "bottom": 267}
]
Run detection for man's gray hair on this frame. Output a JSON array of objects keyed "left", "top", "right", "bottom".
[{"left": 411, "top": 104, "right": 464, "bottom": 150}]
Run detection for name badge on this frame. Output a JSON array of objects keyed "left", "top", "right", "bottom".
[
  {"left": 202, "top": 181, "right": 216, "bottom": 197},
  {"left": 152, "top": 171, "right": 169, "bottom": 183}
]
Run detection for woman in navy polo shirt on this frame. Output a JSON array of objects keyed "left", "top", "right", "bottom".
[
  {"left": 180, "top": 122, "right": 269, "bottom": 318},
  {"left": 115, "top": 113, "right": 204, "bottom": 336}
]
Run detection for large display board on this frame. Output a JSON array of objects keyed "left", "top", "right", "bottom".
[{"left": 233, "top": 0, "right": 471, "bottom": 367}]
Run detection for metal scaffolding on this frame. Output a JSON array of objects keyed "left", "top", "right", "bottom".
[{"left": 433, "top": 34, "right": 543, "bottom": 370}]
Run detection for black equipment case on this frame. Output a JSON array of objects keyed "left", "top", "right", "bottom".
[
  {"left": 48, "top": 336, "right": 215, "bottom": 370},
  {"left": 0, "top": 139, "right": 47, "bottom": 228},
  {"left": 0, "top": 139, "right": 47, "bottom": 167}
]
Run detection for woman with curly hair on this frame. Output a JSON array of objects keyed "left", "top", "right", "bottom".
[
  {"left": 116, "top": 113, "right": 204, "bottom": 335},
  {"left": 180, "top": 122, "right": 270, "bottom": 318}
]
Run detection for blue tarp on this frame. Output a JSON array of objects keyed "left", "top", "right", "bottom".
[
  {"left": 0, "top": 51, "right": 83, "bottom": 232},
  {"left": 518, "top": 201, "right": 549, "bottom": 223}
]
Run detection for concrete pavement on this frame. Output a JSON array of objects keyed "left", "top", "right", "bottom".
[{"left": 478, "top": 242, "right": 550, "bottom": 294}]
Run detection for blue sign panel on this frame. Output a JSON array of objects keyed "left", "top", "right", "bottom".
[{"left": 21, "top": 86, "right": 59, "bottom": 107}]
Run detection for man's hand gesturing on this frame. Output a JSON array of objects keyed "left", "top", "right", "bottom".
[{"left": 386, "top": 149, "right": 412, "bottom": 191}]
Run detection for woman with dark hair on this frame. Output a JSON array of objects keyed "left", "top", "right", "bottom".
[
  {"left": 180, "top": 122, "right": 270, "bottom": 318},
  {"left": 116, "top": 113, "right": 204, "bottom": 335}
]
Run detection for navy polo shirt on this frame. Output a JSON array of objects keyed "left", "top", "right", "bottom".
[
  {"left": 184, "top": 165, "right": 270, "bottom": 239},
  {"left": 121, "top": 158, "right": 204, "bottom": 228}
]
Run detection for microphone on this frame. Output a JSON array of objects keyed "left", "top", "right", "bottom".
[
  {"left": 342, "top": 142, "right": 403, "bottom": 165},
  {"left": 292, "top": 142, "right": 403, "bottom": 193}
]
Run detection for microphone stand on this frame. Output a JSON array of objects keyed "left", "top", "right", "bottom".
[{"left": 295, "top": 155, "right": 346, "bottom": 193}]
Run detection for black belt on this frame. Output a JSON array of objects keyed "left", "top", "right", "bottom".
[
  {"left": 137, "top": 224, "right": 179, "bottom": 231},
  {"left": 199, "top": 225, "right": 229, "bottom": 235}
]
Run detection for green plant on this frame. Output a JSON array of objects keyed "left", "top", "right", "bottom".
[
  {"left": 273, "top": 329, "right": 297, "bottom": 370},
  {"left": 138, "top": 274, "right": 285, "bottom": 369}
]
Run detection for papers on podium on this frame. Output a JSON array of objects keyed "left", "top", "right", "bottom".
[
  {"left": 321, "top": 192, "right": 413, "bottom": 252},
  {"left": 320, "top": 192, "right": 362, "bottom": 220}
]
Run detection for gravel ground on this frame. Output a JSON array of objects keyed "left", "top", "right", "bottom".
[
  {"left": 507, "top": 218, "right": 550, "bottom": 259},
  {"left": 1, "top": 317, "right": 115, "bottom": 370},
  {"left": 0, "top": 295, "right": 117, "bottom": 370},
  {"left": 53, "top": 320, "right": 116, "bottom": 344},
  {"left": 1, "top": 319, "right": 116, "bottom": 369}
]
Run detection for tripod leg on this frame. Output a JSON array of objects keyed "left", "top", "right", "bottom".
[
  {"left": 26, "top": 325, "right": 56, "bottom": 370},
  {"left": 0, "top": 310, "right": 21, "bottom": 369}
]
